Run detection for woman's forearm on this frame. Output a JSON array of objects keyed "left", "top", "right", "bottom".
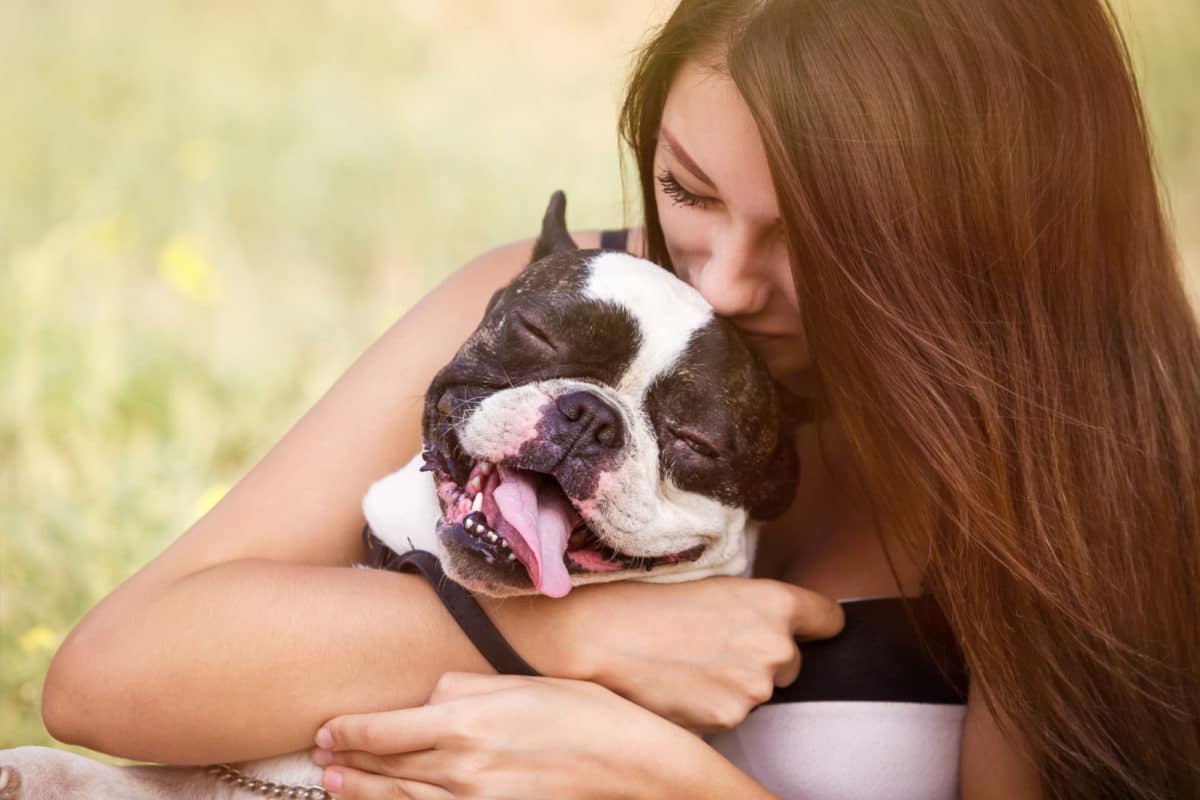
[
  {"left": 41, "top": 558, "right": 581, "bottom": 765},
  {"left": 659, "top": 726, "right": 781, "bottom": 800}
]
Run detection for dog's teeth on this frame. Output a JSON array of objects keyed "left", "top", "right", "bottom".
[
  {"left": 479, "top": 461, "right": 494, "bottom": 476},
  {"left": 468, "top": 475, "right": 482, "bottom": 494},
  {"left": 486, "top": 532, "right": 498, "bottom": 542},
  {"left": 472, "top": 493, "right": 483, "bottom": 513},
  {"left": 507, "top": 553, "right": 516, "bottom": 561}
]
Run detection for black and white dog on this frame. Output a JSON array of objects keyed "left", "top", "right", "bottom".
[{"left": 0, "top": 192, "right": 801, "bottom": 799}]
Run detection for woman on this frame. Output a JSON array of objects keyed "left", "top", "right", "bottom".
[{"left": 40, "top": 0, "right": 1200, "bottom": 797}]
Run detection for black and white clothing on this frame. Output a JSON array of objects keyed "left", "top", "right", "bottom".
[{"left": 704, "top": 594, "right": 967, "bottom": 799}]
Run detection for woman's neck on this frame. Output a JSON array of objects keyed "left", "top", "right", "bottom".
[{"left": 758, "top": 418, "right": 924, "bottom": 599}]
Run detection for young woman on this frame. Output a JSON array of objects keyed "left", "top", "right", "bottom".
[{"left": 39, "top": 0, "right": 1199, "bottom": 798}]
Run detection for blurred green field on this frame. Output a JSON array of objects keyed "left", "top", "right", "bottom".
[{"left": 2, "top": 0, "right": 1197, "bottom": 754}]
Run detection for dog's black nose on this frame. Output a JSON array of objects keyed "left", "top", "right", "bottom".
[{"left": 554, "top": 390, "right": 625, "bottom": 451}]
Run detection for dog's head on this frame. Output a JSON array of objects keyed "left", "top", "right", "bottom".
[{"left": 420, "top": 192, "right": 801, "bottom": 597}]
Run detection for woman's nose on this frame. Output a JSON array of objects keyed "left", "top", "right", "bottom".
[{"left": 693, "top": 233, "right": 774, "bottom": 318}]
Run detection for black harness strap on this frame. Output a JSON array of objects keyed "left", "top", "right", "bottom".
[{"left": 362, "top": 525, "right": 541, "bottom": 677}]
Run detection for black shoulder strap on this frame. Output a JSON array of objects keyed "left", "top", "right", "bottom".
[
  {"left": 599, "top": 228, "right": 629, "bottom": 252},
  {"left": 362, "top": 526, "right": 541, "bottom": 677}
]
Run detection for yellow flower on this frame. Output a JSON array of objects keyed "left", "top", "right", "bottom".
[
  {"left": 158, "top": 235, "right": 220, "bottom": 304},
  {"left": 194, "top": 484, "right": 230, "bottom": 519},
  {"left": 18, "top": 625, "right": 58, "bottom": 654}
]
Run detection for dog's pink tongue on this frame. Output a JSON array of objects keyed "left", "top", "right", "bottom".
[{"left": 493, "top": 467, "right": 573, "bottom": 597}]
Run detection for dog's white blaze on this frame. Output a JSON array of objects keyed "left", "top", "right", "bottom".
[{"left": 584, "top": 251, "right": 714, "bottom": 399}]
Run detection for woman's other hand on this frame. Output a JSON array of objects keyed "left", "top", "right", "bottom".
[
  {"left": 522, "top": 576, "right": 844, "bottom": 734},
  {"left": 311, "top": 672, "right": 771, "bottom": 800}
]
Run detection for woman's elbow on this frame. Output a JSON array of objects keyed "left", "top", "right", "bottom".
[{"left": 40, "top": 628, "right": 125, "bottom": 752}]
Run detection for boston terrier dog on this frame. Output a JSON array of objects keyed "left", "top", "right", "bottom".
[{"left": 0, "top": 191, "right": 801, "bottom": 800}]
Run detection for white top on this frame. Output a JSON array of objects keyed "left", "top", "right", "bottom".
[{"left": 706, "top": 700, "right": 966, "bottom": 799}]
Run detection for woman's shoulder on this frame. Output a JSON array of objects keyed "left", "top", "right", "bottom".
[
  {"left": 452, "top": 226, "right": 632, "bottom": 281},
  {"left": 121, "top": 228, "right": 628, "bottom": 587},
  {"left": 450, "top": 226, "right": 645, "bottom": 298},
  {"left": 409, "top": 227, "right": 618, "bottom": 327}
]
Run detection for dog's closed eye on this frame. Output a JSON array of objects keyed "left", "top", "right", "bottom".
[
  {"left": 513, "top": 311, "right": 558, "bottom": 353},
  {"left": 668, "top": 426, "right": 721, "bottom": 459}
]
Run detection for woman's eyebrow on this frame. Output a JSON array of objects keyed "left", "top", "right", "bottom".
[{"left": 660, "top": 128, "right": 716, "bottom": 190}]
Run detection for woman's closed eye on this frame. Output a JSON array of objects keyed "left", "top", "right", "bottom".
[{"left": 657, "top": 168, "right": 716, "bottom": 210}]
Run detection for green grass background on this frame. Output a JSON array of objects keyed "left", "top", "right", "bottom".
[{"left": 2, "top": 0, "right": 1197, "bottom": 754}]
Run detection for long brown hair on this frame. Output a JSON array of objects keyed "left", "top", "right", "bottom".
[{"left": 621, "top": 1, "right": 1200, "bottom": 797}]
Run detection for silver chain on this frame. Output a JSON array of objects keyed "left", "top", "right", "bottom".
[{"left": 207, "top": 764, "right": 333, "bottom": 799}]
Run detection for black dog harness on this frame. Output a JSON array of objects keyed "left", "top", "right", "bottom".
[{"left": 362, "top": 525, "right": 539, "bottom": 676}]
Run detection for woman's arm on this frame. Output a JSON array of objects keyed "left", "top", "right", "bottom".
[
  {"left": 312, "top": 673, "right": 782, "bottom": 800},
  {"left": 40, "top": 224, "right": 839, "bottom": 766},
  {"left": 40, "top": 233, "right": 599, "bottom": 764}
]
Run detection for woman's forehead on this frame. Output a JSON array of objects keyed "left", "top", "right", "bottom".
[{"left": 660, "top": 60, "right": 780, "bottom": 228}]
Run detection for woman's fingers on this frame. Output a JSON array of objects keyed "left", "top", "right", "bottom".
[
  {"left": 318, "top": 748, "right": 448, "bottom": 787},
  {"left": 773, "top": 645, "right": 803, "bottom": 687},
  {"left": 321, "top": 766, "right": 453, "bottom": 800},
  {"left": 779, "top": 582, "right": 845, "bottom": 640},
  {"left": 319, "top": 705, "right": 448, "bottom": 754}
]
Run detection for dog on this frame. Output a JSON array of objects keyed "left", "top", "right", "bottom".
[{"left": 0, "top": 191, "right": 801, "bottom": 799}]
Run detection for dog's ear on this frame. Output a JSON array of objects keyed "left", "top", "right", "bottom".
[
  {"left": 745, "top": 393, "right": 810, "bottom": 521},
  {"left": 746, "top": 436, "right": 800, "bottom": 521},
  {"left": 529, "top": 190, "right": 578, "bottom": 264}
]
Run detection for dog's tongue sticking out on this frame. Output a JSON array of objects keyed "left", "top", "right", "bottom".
[{"left": 492, "top": 466, "right": 574, "bottom": 597}]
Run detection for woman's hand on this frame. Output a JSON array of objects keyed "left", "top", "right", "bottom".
[
  {"left": 310, "top": 671, "right": 761, "bottom": 800},
  {"left": 545, "top": 576, "right": 845, "bottom": 733}
]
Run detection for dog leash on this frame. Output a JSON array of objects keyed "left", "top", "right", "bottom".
[
  {"left": 206, "top": 763, "right": 330, "bottom": 798},
  {"left": 361, "top": 525, "right": 542, "bottom": 677}
]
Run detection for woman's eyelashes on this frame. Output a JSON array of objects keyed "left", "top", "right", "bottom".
[{"left": 656, "top": 168, "right": 714, "bottom": 209}]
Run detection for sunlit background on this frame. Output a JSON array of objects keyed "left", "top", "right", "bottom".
[{"left": 2, "top": 0, "right": 1197, "bottom": 753}]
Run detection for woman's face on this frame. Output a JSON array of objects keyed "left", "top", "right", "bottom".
[{"left": 654, "top": 59, "right": 812, "bottom": 397}]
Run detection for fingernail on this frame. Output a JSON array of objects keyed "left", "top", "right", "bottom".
[
  {"left": 311, "top": 748, "right": 333, "bottom": 766},
  {"left": 323, "top": 768, "right": 343, "bottom": 793},
  {"left": 315, "top": 727, "right": 334, "bottom": 749}
]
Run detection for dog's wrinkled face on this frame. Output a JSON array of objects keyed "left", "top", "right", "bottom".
[{"left": 420, "top": 195, "right": 800, "bottom": 597}]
